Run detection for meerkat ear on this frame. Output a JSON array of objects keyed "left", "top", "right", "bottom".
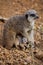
[{"left": 25, "top": 14, "right": 28, "bottom": 19}]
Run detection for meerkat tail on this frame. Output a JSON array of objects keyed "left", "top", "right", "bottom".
[{"left": 0, "top": 16, "right": 8, "bottom": 23}]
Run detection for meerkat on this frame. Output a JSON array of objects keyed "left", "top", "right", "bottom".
[
  {"left": 16, "top": 33, "right": 28, "bottom": 50},
  {"left": 0, "top": 16, "right": 28, "bottom": 50},
  {"left": 0, "top": 9, "right": 39, "bottom": 50}
]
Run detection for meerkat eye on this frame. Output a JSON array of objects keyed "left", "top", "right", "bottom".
[{"left": 30, "top": 14, "right": 35, "bottom": 17}]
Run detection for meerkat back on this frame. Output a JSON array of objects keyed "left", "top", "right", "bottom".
[{"left": 2, "top": 15, "right": 25, "bottom": 49}]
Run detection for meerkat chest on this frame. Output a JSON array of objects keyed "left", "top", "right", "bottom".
[
  {"left": 25, "top": 24, "right": 33, "bottom": 31},
  {"left": 24, "top": 23, "right": 34, "bottom": 34},
  {"left": 30, "top": 21, "right": 34, "bottom": 29}
]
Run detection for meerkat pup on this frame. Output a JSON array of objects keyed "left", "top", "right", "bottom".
[
  {"left": 15, "top": 33, "right": 28, "bottom": 50},
  {"left": 0, "top": 9, "right": 39, "bottom": 49}
]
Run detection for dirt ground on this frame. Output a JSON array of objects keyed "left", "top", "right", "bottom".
[{"left": 0, "top": 0, "right": 43, "bottom": 65}]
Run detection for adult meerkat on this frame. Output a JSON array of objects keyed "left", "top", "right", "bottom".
[
  {"left": 0, "top": 16, "right": 27, "bottom": 49},
  {"left": 0, "top": 9, "right": 39, "bottom": 49}
]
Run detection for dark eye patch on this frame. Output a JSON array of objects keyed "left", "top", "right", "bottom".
[{"left": 30, "top": 14, "right": 35, "bottom": 17}]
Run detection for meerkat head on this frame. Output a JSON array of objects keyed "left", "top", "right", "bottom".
[{"left": 25, "top": 9, "right": 39, "bottom": 23}]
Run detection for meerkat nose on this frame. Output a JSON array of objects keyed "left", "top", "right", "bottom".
[
  {"left": 35, "top": 15, "right": 39, "bottom": 19},
  {"left": 34, "top": 15, "right": 39, "bottom": 19}
]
